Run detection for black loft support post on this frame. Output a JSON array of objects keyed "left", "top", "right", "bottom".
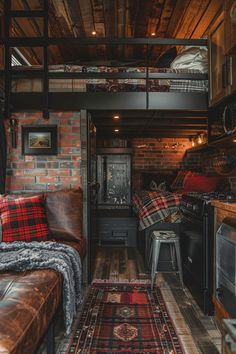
[
  {"left": 0, "top": 102, "right": 7, "bottom": 194},
  {"left": 43, "top": 0, "right": 49, "bottom": 119},
  {"left": 146, "top": 43, "right": 149, "bottom": 110},
  {"left": 4, "top": 0, "right": 11, "bottom": 119}
]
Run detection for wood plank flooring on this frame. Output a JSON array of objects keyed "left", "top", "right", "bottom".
[{"left": 92, "top": 246, "right": 222, "bottom": 354}]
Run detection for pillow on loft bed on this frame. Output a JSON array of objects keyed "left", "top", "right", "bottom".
[
  {"left": 170, "top": 46, "right": 208, "bottom": 72},
  {"left": 141, "top": 171, "right": 175, "bottom": 192}
]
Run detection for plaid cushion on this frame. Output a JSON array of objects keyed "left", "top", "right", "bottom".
[{"left": 0, "top": 195, "right": 51, "bottom": 242}]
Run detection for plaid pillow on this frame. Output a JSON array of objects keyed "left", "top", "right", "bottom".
[{"left": 0, "top": 195, "right": 51, "bottom": 242}]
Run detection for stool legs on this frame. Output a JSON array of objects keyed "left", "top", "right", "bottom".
[
  {"left": 148, "top": 232, "right": 184, "bottom": 289},
  {"left": 170, "top": 244, "right": 176, "bottom": 270},
  {"left": 151, "top": 240, "right": 161, "bottom": 289},
  {"left": 174, "top": 240, "right": 184, "bottom": 287}
]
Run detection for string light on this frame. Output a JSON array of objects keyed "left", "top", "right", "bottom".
[{"left": 198, "top": 135, "right": 203, "bottom": 144}]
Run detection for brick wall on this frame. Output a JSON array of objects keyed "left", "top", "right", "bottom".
[
  {"left": 5, "top": 112, "right": 81, "bottom": 193},
  {"left": 132, "top": 138, "right": 197, "bottom": 171}
]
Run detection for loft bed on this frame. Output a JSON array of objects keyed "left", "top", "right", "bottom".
[{"left": 0, "top": 37, "right": 208, "bottom": 114}]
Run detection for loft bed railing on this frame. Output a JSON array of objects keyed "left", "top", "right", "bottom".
[{"left": 1, "top": 1, "right": 208, "bottom": 116}]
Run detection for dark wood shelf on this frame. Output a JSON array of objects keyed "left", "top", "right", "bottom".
[
  {"left": 97, "top": 147, "right": 132, "bottom": 154},
  {"left": 208, "top": 134, "right": 236, "bottom": 149},
  {"left": 186, "top": 143, "right": 215, "bottom": 153}
]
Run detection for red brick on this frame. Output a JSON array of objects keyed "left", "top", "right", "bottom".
[
  {"left": 59, "top": 126, "right": 73, "bottom": 134},
  {"left": 48, "top": 169, "right": 71, "bottom": 177},
  {"left": 12, "top": 162, "right": 35, "bottom": 169},
  {"left": 59, "top": 176, "right": 80, "bottom": 184},
  {"left": 37, "top": 176, "right": 58, "bottom": 183}
]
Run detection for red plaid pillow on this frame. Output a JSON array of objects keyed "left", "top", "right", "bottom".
[{"left": 0, "top": 195, "right": 51, "bottom": 242}]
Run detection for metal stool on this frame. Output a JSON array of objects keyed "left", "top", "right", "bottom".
[{"left": 149, "top": 230, "right": 183, "bottom": 288}]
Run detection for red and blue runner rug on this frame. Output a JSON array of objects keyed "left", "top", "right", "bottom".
[{"left": 66, "top": 282, "right": 185, "bottom": 353}]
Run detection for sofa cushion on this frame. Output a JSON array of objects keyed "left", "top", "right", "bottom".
[
  {"left": 0, "top": 195, "right": 51, "bottom": 242},
  {"left": 0, "top": 269, "right": 61, "bottom": 354},
  {"left": 45, "top": 188, "right": 83, "bottom": 242}
]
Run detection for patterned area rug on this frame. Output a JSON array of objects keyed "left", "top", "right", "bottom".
[{"left": 65, "top": 282, "right": 185, "bottom": 353}]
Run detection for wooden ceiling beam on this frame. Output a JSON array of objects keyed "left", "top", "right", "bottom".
[
  {"left": 103, "top": 0, "right": 117, "bottom": 60},
  {"left": 148, "top": 0, "right": 175, "bottom": 63},
  {"left": 133, "top": 0, "right": 152, "bottom": 61},
  {"left": 97, "top": 130, "right": 206, "bottom": 138},
  {"left": 165, "top": 0, "right": 191, "bottom": 38},
  {"left": 94, "top": 119, "right": 207, "bottom": 127},
  {"left": 91, "top": 0, "right": 105, "bottom": 36},
  {"left": 191, "top": 0, "right": 223, "bottom": 38},
  {"left": 48, "top": 2, "right": 75, "bottom": 64},
  {"left": 95, "top": 126, "right": 208, "bottom": 133},
  {"left": 173, "top": 0, "right": 210, "bottom": 40},
  {"left": 92, "top": 110, "right": 208, "bottom": 119}
]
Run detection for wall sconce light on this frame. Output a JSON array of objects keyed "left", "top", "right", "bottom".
[
  {"left": 9, "top": 118, "right": 18, "bottom": 148},
  {"left": 191, "top": 138, "right": 195, "bottom": 147}
]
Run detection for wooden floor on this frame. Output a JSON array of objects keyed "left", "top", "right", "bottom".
[{"left": 92, "top": 246, "right": 222, "bottom": 354}]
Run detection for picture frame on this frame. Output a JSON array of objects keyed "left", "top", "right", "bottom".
[{"left": 22, "top": 125, "right": 58, "bottom": 155}]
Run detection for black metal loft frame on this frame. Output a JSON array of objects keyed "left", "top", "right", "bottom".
[{"left": 1, "top": 2, "right": 208, "bottom": 117}]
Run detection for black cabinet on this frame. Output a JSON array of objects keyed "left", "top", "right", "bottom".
[
  {"left": 96, "top": 215, "right": 137, "bottom": 247},
  {"left": 96, "top": 149, "right": 135, "bottom": 246},
  {"left": 97, "top": 152, "right": 131, "bottom": 209}
]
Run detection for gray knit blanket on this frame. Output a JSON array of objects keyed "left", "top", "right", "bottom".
[{"left": 0, "top": 241, "right": 82, "bottom": 335}]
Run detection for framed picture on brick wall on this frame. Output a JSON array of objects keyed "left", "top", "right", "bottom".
[{"left": 22, "top": 125, "right": 58, "bottom": 155}]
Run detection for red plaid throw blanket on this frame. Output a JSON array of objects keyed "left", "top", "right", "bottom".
[{"left": 133, "top": 191, "right": 182, "bottom": 230}]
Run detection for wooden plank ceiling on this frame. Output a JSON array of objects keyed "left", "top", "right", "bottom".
[{"left": 5, "top": 0, "right": 222, "bottom": 65}]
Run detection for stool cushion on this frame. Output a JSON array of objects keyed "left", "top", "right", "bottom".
[{"left": 152, "top": 230, "right": 177, "bottom": 240}]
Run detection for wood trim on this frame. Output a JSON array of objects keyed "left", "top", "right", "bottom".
[{"left": 213, "top": 296, "right": 230, "bottom": 319}]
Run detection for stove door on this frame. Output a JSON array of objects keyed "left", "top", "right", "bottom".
[{"left": 180, "top": 215, "right": 212, "bottom": 314}]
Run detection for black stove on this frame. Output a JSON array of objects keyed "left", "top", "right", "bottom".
[
  {"left": 180, "top": 192, "right": 236, "bottom": 218},
  {"left": 180, "top": 192, "right": 216, "bottom": 315},
  {"left": 183, "top": 191, "right": 236, "bottom": 202}
]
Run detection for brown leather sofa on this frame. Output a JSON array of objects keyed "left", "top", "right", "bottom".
[{"left": 0, "top": 188, "right": 86, "bottom": 354}]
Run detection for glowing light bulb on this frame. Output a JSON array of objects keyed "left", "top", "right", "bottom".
[{"left": 198, "top": 135, "right": 202, "bottom": 144}]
